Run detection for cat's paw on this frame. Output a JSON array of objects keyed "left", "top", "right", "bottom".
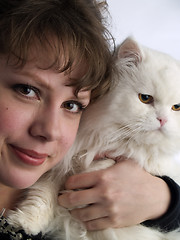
[
  {"left": 7, "top": 188, "right": 56, "bottom": 235},
  {"left": 7, "top": 204, "right": 52, "bottom": 235}
]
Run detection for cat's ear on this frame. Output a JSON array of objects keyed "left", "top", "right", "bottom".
[{"left": 117, "top": 37, "right": 142, "bottom": 65}]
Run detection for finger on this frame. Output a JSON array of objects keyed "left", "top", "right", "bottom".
[
  {"left": 58, "top": 188, "right": 99, "bottom": 209},
  {"left": 84, "top": 217, "right": 114, "bottom": 231},
  {"left": 65, "top": 171, "right": 100, "bottom": 190},
  {"left": 70, "top": 203, "right": 108, "bottom": 222}
]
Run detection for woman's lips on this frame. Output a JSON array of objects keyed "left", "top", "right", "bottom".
[{"left": 10, "top": 145, "right": 48, "bottom": 166}]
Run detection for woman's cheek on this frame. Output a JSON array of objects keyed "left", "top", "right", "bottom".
[
  {"left": 62, "top": 119, "right": 80, "bottom": 150},
  {"left": 0, "top": 103, "right": 32, "bottom": 136}
]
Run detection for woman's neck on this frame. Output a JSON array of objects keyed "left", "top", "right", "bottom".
[{"left": 0, "top": 184, "right": 22, "bottom": 215}]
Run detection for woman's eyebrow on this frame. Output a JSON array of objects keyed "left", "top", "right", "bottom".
[{"left": 13, "top": 70, "right": 55, "bottom": 90}]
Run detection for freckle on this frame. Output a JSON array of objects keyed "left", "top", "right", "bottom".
[{"left": 6, "top": 108, "right": 8, "bottom": 110}]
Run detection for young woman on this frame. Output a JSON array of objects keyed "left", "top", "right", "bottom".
[
  {"left": 0, "top": 0, "right": 114, "bottom": 239},
  {"left": 0, "top": 0, "right": 179, "bottom": 239}
]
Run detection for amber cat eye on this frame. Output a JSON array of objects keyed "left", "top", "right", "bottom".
[
  {"left": 172, "top": 104, "right": 180, "bottom": 111},
  {"left": 138, "top": 93, "right": 154, "bottom": 104}
]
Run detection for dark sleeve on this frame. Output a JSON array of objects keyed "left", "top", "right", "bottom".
[{"left": 142, "top": 176, "right": 180, "bottom": 232}]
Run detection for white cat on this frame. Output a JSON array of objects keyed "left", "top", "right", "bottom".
[{"left": 7, "top": 37, "right": 180, "bottom": 240}]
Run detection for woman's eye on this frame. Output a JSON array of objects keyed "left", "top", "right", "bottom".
[
  {"left": 138, "top": 93, "right": 154, "bottom": 104},
  {"left": 13, "top": 84, "right": 40, "bottom": 99},
  {"left": 62, "top": 100, "right": 86, "bottom": 113},
  {"left": 172, "top": 104, "right": 180, "bottom": 111}
]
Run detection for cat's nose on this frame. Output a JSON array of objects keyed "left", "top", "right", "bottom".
[{"left": 157, "top": 117, "right": 167, "bottom": 127}]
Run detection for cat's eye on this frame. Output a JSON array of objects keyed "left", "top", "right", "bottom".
[
  {"left": 172, "top": 104, "right": 180, "bottom": 111},
  {"left": 138, "top": 94, "right": 154, "bottom": 104}
]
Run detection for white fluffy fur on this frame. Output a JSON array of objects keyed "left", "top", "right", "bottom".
[{"left": 7, "top": 38, "right": 180, "bottom": 239}]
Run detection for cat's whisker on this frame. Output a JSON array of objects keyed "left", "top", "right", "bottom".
[
  {"left": 105, "top": 124, "right": 142, "bottom": 144},
  {"left": 126, "top": 128, "right": 143, "bottom": 145}
]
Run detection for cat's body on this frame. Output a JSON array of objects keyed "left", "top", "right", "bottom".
[{"left": 7, "top": 38, "right": 180, "bottom": 239}]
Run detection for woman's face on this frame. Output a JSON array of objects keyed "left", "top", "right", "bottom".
[{"left": 0, "top": 55, "right": 90, "bottom": 189}]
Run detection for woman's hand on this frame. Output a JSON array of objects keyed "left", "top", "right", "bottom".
[{"left": 58, "top": 158, "right": 171, "bottom": 231}]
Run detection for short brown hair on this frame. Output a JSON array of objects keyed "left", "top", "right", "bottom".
[{"left": 0, "top": 0, "right": 115, "bottom": 101}]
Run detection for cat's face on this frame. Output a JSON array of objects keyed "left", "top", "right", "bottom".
[
  {"left": 79, "top": 38, "right": 180, "bottom": 149},
  {"left": 113, "top": 41, "right": 180, "bottom": 145}
]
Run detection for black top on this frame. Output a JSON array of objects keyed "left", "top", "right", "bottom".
[{"left": 0, "top": 176, "right": 180, "bottom": 239}]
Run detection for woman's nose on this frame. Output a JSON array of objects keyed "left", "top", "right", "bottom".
[{"left": 29, "top": 106, "right": 62, "bottom": 142}]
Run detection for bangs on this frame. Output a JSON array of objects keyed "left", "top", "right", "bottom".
[
  {"left": 7, "top": 31, "right": 99, "bottom": 97},
  {"left": 0, "top": 0, "right": 115, "bottom": 101}
]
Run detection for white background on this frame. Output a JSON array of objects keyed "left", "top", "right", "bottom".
[{"left": 107, "top": 0, "right": 180, "bottom": 59}]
